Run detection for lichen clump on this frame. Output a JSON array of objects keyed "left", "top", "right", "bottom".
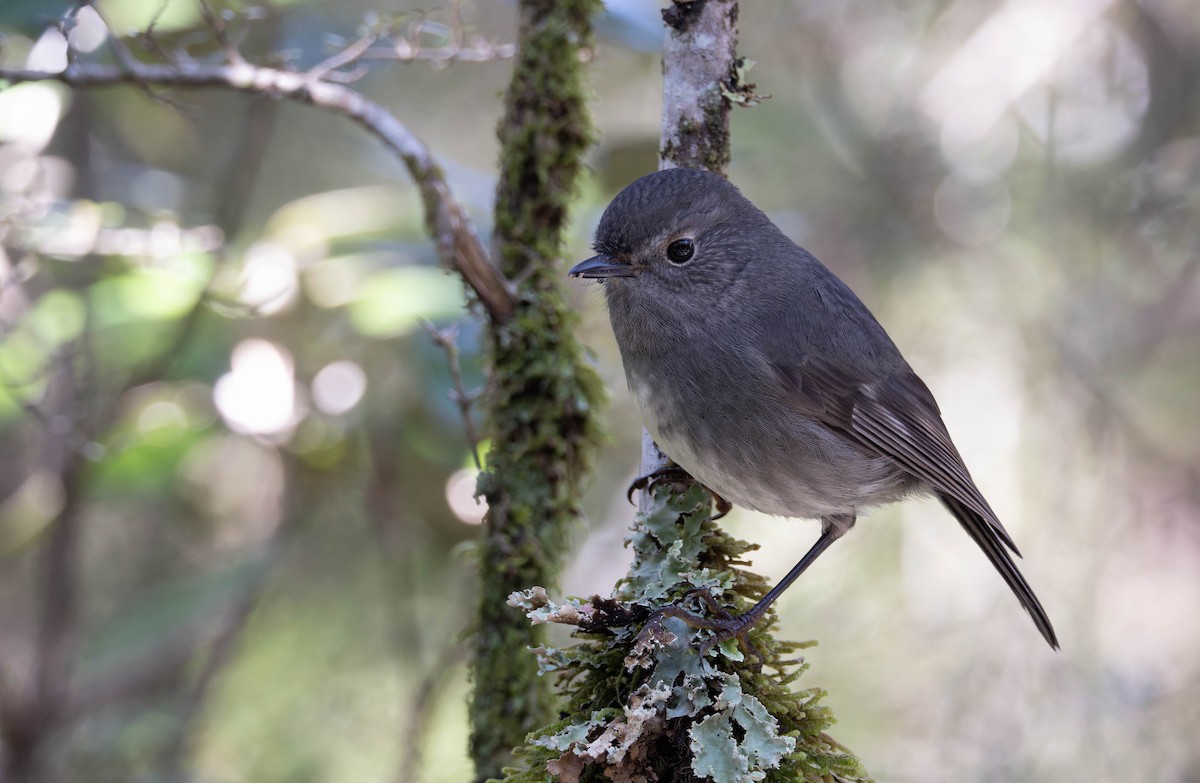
[{"left": 501, "top": 484, "right": 871, "bottom": 783}]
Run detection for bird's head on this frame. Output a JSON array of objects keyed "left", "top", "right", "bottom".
[{"left": 570, "top": 168, "right": 777, "bottom": 309}]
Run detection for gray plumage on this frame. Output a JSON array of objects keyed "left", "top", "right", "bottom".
[{"left": 571, "top": 167, "right": 1058, "bottom": 650}]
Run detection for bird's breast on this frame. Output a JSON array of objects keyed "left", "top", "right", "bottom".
[{"left": 622, "top": 350, "right": 915, "bottom": 520}]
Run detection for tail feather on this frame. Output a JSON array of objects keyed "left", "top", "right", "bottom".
[{"left": 939, "top": 494, "right": 1059, "bottom": 650}]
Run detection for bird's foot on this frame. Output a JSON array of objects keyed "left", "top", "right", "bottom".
[
  {"left": 709, "top": 493, "right": 733, "bottom": 521},
  {"left": 637, "top": 588, "right": 766, "bottom": 669},
  {"left": 626, "top": 465, "right": 692, "bottom": 504},
  {"left": 626, "top": 468, "right": 733, "bottom": 521}
]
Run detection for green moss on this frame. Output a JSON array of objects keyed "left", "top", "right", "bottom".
[{"left": 471, "top": 1, "right": 605, "bottom": 781}]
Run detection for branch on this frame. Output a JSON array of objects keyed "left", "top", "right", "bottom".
[
  {"left": 156, "top": 584, "right": 261, "bottom": 774},
  {"left": 420, "top": 320, "right": 482, "bottom": 470},
  {"left": 195, "top": 0, "right": 246, "bottom": 64},
  {"left": 660, "top": 0, "right": 738, "bottom": 175},
  {"left": 355, "top": 1, "right": 516, "bottom": 68},
  {"left": 357, "top": 36, "right": 516, "bottom": 66},
  {"left": 629, "top": 0, "right": 745, "bottom": 500},
  {"left": 0, "top": 61, "right": 515, "bottom": 321},
  {"left": 396, "top": 647, "right": 464, "bottom": 783},
  {"left": 470, "top": 0, "right": 604, "bottom": 778}
]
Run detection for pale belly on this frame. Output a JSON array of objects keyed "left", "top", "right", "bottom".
[{"left": 629, "top": 376, "right": 916, "bottom": 520}]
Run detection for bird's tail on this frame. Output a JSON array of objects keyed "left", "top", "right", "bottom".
[{"left": 939, "top": 494, "right": 1059, "bottom": 649}]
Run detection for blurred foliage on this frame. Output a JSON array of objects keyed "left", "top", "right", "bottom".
[{"left": 1, "top": 1, "right": 1199, "bottom": 782}]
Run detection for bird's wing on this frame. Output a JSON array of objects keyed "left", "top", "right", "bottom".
[
  {"left": 772, "top": 358, "right": 1019, "bottom": 555},
  {"left": 774, "top": 357, "right": 1062, "bottom": 648}
]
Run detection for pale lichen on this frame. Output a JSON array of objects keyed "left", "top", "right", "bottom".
[{"left": 498, "top": 484, "right": 871, "bottom": 783}]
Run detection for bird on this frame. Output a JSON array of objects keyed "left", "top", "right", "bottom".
[{"left": 568, "top": 167, "right": 1058, "bottom": 651}]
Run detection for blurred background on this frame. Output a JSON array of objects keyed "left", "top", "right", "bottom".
[{"left": 1, "top": 0, "right": 1198, "bottom": 781}]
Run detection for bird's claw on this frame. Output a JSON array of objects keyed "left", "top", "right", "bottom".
[
  {"left": 626, "top": 468, "right": 733, "bottom": 521},
  {"left": 636, "top": 588, "right": 765, "bottom": 670},
  {"left": 710, "top": 494, "right": 732, "bottom": 521},
  {"left": 626, "top": 465, "right": 693, "bottom": 505}
]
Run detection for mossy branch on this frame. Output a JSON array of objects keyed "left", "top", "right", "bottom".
[
  {"left": 500, "top": 485, "right": 870, "bottom": 783},
  {"left": 496, "top": 1, "right": 871, "bottom": 781},
  {"left": 470, "top": 1, "right": 605, "bottom": 780}
]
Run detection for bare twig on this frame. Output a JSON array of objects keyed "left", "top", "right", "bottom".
[
  {"left": 88, "top": 2, "right": 140, "bottom": 71},
  {"left": 358, "top": 38, "right": 516, "bottom": 66},
  {"left": 331, "top": 4, "right": 515, "bottom": 68},
  {"left": 421, "top": 320, "right": 482, "bottom": 470},
  {"left": 0, "top": 61, "right": 515, "bottom": 321},
  {"left": 308, "top": 32, "right": 379, "bottom": 81},
  {"left": 196, "top": 0, "right": 245, "bottom": 64},
  {"left": 87, "top": 1, "right": 188, "bottom": 110}
]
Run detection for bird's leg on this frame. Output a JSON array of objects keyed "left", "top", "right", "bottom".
[
  {"left": 640, "top": 514, "right": 857, "bottom": 666},
  {"left": 626, "top": 466, "right": 733, "bottom": 520}
]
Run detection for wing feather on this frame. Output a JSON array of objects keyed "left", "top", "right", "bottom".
[{"left": 778, "top": 359, "right": 1020, "bottom": 555}]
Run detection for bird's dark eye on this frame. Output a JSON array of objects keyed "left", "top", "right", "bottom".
[{"left": 666, "top": 239, "right": 694, "bottom": 264}]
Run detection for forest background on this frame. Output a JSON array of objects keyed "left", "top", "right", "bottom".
[{"left": 1, "top": 0, "right": 1199, "bottom": 781}]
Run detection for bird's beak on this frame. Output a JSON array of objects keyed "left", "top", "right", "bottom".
[{"left": 568, "top": 254, "right": 636, "bottom": 279}]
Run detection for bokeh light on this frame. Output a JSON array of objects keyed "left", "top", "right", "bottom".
[
  {"left": 312, "top": 360, "right": 367, "bottom": 415},
  {"left": 213, "top": 339, "right": 302, "bottom": 438}
]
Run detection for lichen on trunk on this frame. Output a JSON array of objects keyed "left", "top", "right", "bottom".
[{"left": 501, "top": 484, "right": 869, "bottom": 783}]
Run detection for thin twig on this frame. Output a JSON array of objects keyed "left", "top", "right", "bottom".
[
  {"left": 195, "top": 0, "right": 245, "bottom": 64},
  {"left": 88, "top": 0, "right": 188, "bottom": 110},
  {"left": 420, "top": 319, "right": 482, "bottom": 470},
  {"left": 87, "top": 1, "right": 140, "bottom": 71},
  {"left": 358, "top": 39, "right": 516, "bottom": 65},
  {"left": 308, "top": 32, "right": 378, "bottom": 81}
]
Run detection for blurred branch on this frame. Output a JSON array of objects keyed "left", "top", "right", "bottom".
[
  {"left": 157, "top": 583, "right": 262, "bottom": 775},
  {"left": 1051, "top": 332, "right": 1200, "bottom": 495},
  {"left": 396, "top": 647, "right": 464, "bottom": 783},
  {"left": 0, "top": 17, "right": 516, "bottom": 323},
  {"left": 1, "top": 353, "right": 86, "bottom": 782},
  {"left": 1121, "top": 0, "right": 1200, "bottom": 161},
  {"left": 213, "top": 96, "right": 277, "bottom": 234},
  {"left": 357, "top": 38, "right": 516, "bottom": 66},
  {"left": 32, "top": 357, "right": 87, "bottom": 723},
  {"left": 420, "top": 320, "right": 483, "bottom": 470},
  {"left": 309, "top": 32, "right": 379, "bottom": 82},
  {"left": 356, "top": 5, "right": 516, "bottom": 69},
  {"left": 310, "top": 30, "right": 516, "bottom": 85},
  {"left": 62, "top": 588, "right": 258, "bottom": 723},
  {"left": 196, "top": 0, "right": 246, "bottom": 65}
]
